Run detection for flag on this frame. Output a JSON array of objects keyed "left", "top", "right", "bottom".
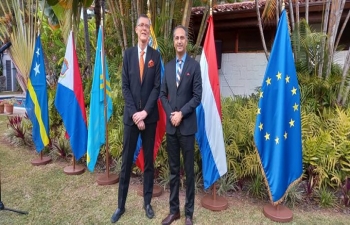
[
  {"left": 86, "top": 26, "right": 113, "bottom": 172},
  {"left": 196, "top": 15, "right": 227, "bottom": 189},
  {"left": 254, "top": 10, "right": 303, "bottom": 204},
  {"left": 133, "top": 15, "right": 166, "bottom": 171},
  {"left": 25, "top": 35, "right": 49, "bottom": 152},
  {"left": 55, "top": 31, "right": 87, "bottom": 160}
]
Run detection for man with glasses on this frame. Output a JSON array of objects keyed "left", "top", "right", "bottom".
[
  {"left": 160, "top": 25, "right": 202, "bottom": 225},
  {"left": 111, "top": 14, "right": 161, "bottom": 223}
]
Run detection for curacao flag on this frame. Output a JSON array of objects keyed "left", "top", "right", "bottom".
[
  {"left": 196, "top": 15, "right": 227, "bottom": 189},
  {"left": 133, "top": 14, "right": 166, "bottom": 171},
  {"left": 55, "top": 30, "right": 87, "bottom": 160},
  {"left": 25, "top": 34, "right": 50, "bottom": 152}
]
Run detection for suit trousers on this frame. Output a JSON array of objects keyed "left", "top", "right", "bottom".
[
  {"left": 118, "top": 122, "right": 156, "bottom": 209},
  {"left": 166, "top": 129, "right": 195, "bottom": 218}
]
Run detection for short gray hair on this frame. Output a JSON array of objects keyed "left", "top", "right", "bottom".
[{"left": 173, "top": 25, "right": 188, "bottom": 39}]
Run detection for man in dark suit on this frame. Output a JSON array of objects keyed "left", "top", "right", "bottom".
[
  {"left": 160, "top": 25, "right": 202, "bottom": 225},
  {"left": 111, "top": 14, "right": 161, "bottom": 223}
]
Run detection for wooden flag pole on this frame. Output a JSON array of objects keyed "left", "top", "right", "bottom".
[
  {"left": 30, "top": 24, "right": 51, "bottom": 166},
  {"left": 31, "top": 151, "right": 52, "bottom": 166},
  {"left": 261, "top": 1, "right": 293, "bottom": 222},
  {"left": 200, "top": 0, "right": 228, "bottom": 211},
  {"left": 64, "top": 154, "right": 85, "bottom": 175},
  {"left": 96, "top": 3, "right": 119, "bottom": 185}
]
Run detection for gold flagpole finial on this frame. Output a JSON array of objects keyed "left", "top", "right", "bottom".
[
  {"left": 210, "top": 0, "right": 212, "bottom": 16},
  {"left": 147, "top": 0, "right": 151, "bottom": 18},
  {"left": 101, "top": 6, "right": 104, "bottom": 26},
  {"left": 282, "top": 0, "right": 285, "bottom": 10}
]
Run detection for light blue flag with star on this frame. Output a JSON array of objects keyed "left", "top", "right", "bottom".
[
  {"left": 254, "top": 10, "right": 303, "bottom": 204},
  {"left": 25, "top": 35, "right": 50, "bottom": 152},
  {"left": 87, "top": 26, "right": 113, "bottom": 172}
]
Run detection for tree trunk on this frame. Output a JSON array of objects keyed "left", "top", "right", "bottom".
[
  {"left": 305, "top": 0, "right": 309, "bottom": 24},
  {"left": 194, "top": 5, "right": 209, "bottom": 56},
  {"left": 340, "top": 47, "right": 350, "bottom": 105},
  {"left": 107, "top": 0, "right": 125, "bottom": 54},
  {"left": 118, "top": 0, "right": 128, "bottom": 50},
  {"left": 95, "top": 0, "right": 101, "bottom": 38},
  {"left": 181, "top": 0, "right": 193, "bottom": 28},
  {"left": 318, "top": 0, "right": 331, "bottom": 78},
  {"left": 255, "top": 0, "right": 269, "bottom": 61},
  {"left": 334, "top": 8, "right": 350, "bottom": 52},
  {"left": 82, "top": 7, "right": 91, "bottom": 78},
  {"left": 288, "top": 0, "right": 295, "bottom": 31},
  {"left": 326, "top": 0, "right": 345, "bottom": 79}
]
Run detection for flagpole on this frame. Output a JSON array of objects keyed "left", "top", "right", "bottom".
[
  {"left": 200, "top": 0, "right": 228, "bottom": 211},
  {"left": 63, "top": 17, "right": 85, "bottom": 176},
  {"left": 31, "top": 20, "right": 52, "bottom": 166},
  {"left": 96, "top": 3, "right": 119, "bottom": 185},
  {"left": 258, "top": 1, "right": 294, "bottom": 222}
]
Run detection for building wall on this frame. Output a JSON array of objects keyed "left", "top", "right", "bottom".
[{"left": 219, "top": 51, "right": 348, "bottom": 97}]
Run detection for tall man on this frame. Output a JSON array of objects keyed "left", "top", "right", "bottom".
[
  {"left": 111, "top": 14, "right": 161, "bottom": 223},
  {"left": 160, "top": 25, "right": 202, "bottom": 225}
]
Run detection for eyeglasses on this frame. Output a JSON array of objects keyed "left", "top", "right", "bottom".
[{"left": 137, "top": 23, "right": 150, "bottom": 29}]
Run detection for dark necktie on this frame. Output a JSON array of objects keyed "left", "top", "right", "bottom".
[{"left": 176, "top": 59, "right": 183, "bottom": 88}]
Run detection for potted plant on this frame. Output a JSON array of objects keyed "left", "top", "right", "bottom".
[
  {"left": 0, "top": 100, "right": 4, "bottom": 113},
  {"left": 4, "top": 98, "right": 16, "bottom": 114}
]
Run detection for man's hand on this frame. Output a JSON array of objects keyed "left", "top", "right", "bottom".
[
  {"left": 137, "top": 120, "right": 146, "bottom": 130},
  {"left": 170, "top": 111, "right": 183, "bottom": 127},
  {"left": 132, "top": 110, "right": 148, "bottom": 124}
]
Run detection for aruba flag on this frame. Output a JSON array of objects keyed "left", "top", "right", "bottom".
[
  {"left": 133, "top": 14, "right": 166, "bottom": 171},
  {"left": 55, "top": 30, "right": 88, "bottom": 160},
  {"left": 87, "top": 26, "right": 113, "bottom": 172},
  {"left": 254, "top": 10, "right": 303, "bottom": 204},
  {"left": 196, "top": 15, "right": 227, "bottom": 189},
  {"left": 25, "top": 34, "right": 50, "bottom": 152}
]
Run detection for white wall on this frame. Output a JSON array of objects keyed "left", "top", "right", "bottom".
[{"left": 219, "top": 51, "right": 348, "bottom": 97}]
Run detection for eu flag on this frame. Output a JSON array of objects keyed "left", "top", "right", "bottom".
[
  {"left": 254, "top": 10, "right": 303, "bottom": 204},
  {"left": 87, "top": 26, "right": 113, "bottom": 172},
  {"left": 25, "top": 35, "right": 50, "bottom": 152}
]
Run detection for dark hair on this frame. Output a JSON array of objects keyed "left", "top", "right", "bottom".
[
  {"left": 137, "top": 14, "right": 151, "bottom": 25},
  {"left": 173, "top": 25, "right": 188, "bottom": 38}
]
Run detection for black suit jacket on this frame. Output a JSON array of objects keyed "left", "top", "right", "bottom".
[
  {"left": 122, "top": 45, "right": 161, "bottom": 125},
  {"left": 160, "top": 55, "right": 202, "bottom": 135}
]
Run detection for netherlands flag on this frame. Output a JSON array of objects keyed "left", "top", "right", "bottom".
[
  {"left": 55, "top": 31, "right": 88, "bottom": 160},
  {"left": 196, "top": 15, "right": 227, "bottom": 189}
]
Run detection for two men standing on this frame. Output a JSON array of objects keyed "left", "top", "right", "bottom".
[{"left": 111, "top": 15, "right": 202, "bottom": 225}]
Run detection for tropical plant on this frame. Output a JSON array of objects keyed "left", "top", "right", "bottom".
[
  {"left": 5, "top": 114, "right": 32, "bottom": 146},
  {"left": 0, "top": 0, "right": 39, "bottom": 92},
  {"left": 315, "top": 186, "right": 337, "bottom": 208}
]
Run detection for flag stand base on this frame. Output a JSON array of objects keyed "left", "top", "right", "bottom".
[
  {"left": 137, "top": 184, "right": 163, "bottom": 197},
  {"left": 63, "top": 165, "right": 85, "bottom": 175},
  {"left": 96, "top": 173, "right": 119, "bottom": 185},
  {"left": 31, "top": 156, "right": 52, "bottom": 166},
  {"left": 201, "top": 194, "right": 228, "bottom": 211},
  {"left": 263, "top": 203, "right": 293, "bottom": 223}
]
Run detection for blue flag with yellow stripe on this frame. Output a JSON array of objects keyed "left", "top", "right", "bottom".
[
  {"left": 25, "top": 35, "right": 50, "bottom": 152},
  {"left": 254, "top": 10, "right": 303, "bottom": 204},
  {"left": 87, "top": 26, "right": 113, "bottom": 172}
]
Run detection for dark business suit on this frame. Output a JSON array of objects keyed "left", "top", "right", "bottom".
[
  {"left": 160, "top": 55, "right": 202, "bottom": 218},
  {"left": 118, "top": 45, "right": 161, "bottom": 210}
]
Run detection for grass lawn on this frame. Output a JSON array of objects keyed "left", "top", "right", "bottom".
[{"left": 0, "top": 115, "right": 349, "bottom": 224}]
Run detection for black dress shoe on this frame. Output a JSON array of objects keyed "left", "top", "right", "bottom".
[
  {"left": 110, "top": 208, "right": 125, "bottom": 223},
  {"left": 185, "top": 217, "right": 193, "bottom": 225},
  {"left": 144, "top": 204, "right": 154, "bottom": 219},
  {"left": 161, "top": 213, "right": 180, "bottom": 225}
]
